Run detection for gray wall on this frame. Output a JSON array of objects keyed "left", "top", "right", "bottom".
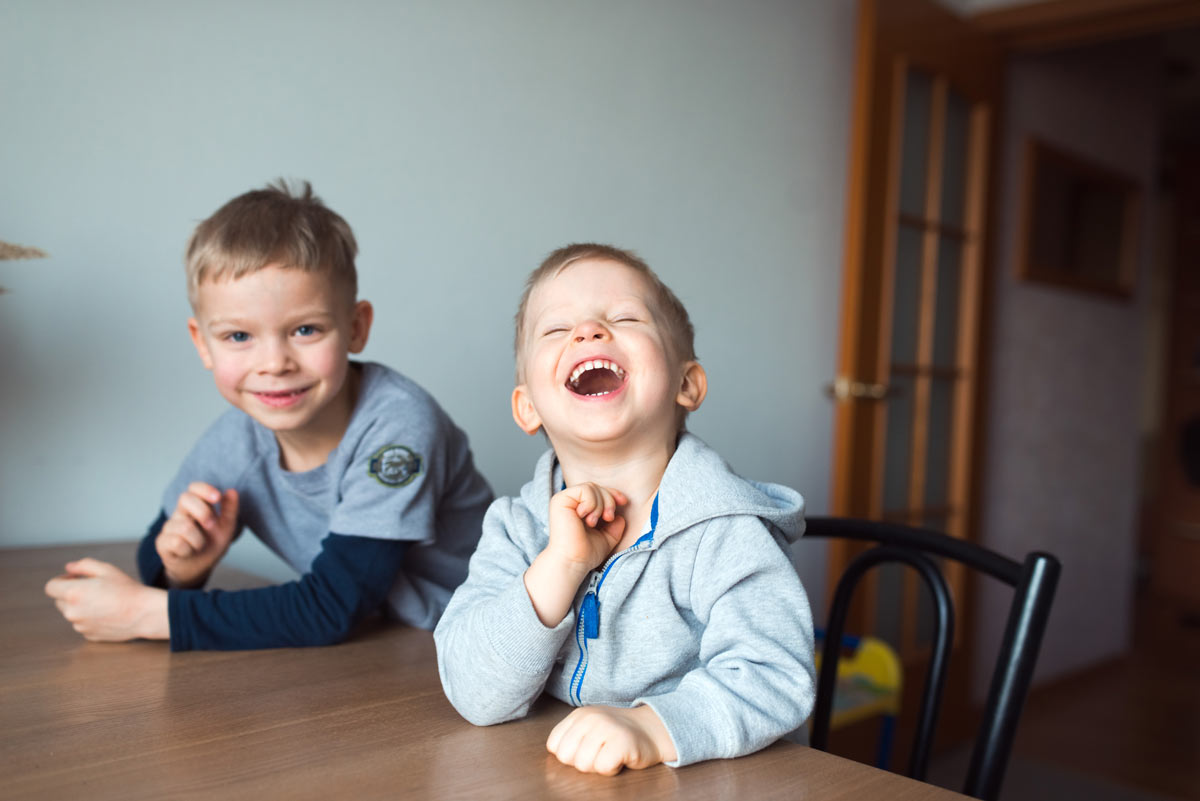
[
  {"left": 0, "top": 0, "right": 853, "bottom": 605},
  {"left": 974, "top": 39, "right": 1160, "bottom": 694}
]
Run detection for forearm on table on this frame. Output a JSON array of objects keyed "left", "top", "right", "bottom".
[
  {"left": 168, "top": 534, "right": 407, "bottom": 651},
  {"left": 136, "top": 586, "right": 170, "bottom": 640},
  {"left": 435, "top": 575, "right": 573, "bottom": 725}
]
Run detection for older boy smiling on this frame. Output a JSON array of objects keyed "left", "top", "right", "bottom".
[
  {"left": 188, "top": 263, "right": 369, "bottom": 473},
  {"left": 46, "top": 181, "right": 491, "bottom": 649}
]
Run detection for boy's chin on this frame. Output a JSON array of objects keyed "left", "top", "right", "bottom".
[{"left": 548, "top": 421, "right": 673, "bottom": 452}]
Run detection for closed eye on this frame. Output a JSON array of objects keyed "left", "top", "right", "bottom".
[{"left": 541, "top": 326, "right": 568, "bottom": 337}]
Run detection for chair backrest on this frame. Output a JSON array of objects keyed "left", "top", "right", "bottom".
[{"left": 803, "top": 516, "right": 1060, "bottom": 801}]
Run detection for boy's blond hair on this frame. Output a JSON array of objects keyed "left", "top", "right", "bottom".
[
  {"left": 185, "top": 179, "right": 357, "bottom": 308},
  {"left": 513, "top": 243, "right": 696, "bottom": 382}
]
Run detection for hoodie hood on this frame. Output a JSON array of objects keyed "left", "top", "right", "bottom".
[{"left": 519, "top": 432, "right": 806, "bottom": 545}]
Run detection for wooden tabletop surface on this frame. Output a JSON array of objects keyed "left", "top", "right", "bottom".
[{"left": 1, "top": 542, "right": 969, "bottom": 800}]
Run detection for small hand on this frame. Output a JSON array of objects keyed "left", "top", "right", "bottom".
[
  {"left": 524, "top": 483, "right": 628, "bottom": 627},
  {"left": 44, "top": 558, "right": 168, "bottom": 641},
  {"left": 546, "top": 705, "right": 677, "bottom": 776},
  {"left": 546, "top": 483, "right": 628, "bottom": 572},
  {"left": 157, "top": 483, "right": 239, "bottom": 587}
]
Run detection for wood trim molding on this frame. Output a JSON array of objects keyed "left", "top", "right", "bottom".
[
  {"left": 971, "top": 0, "right": 1200, "bottom": 51},
  {"left": 831, "top": 0, "right": 877, "bottom": 520}
]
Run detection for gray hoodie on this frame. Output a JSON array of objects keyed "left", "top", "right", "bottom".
[{"left": 434, "top": 433, "right": 815, "bottom": 766}]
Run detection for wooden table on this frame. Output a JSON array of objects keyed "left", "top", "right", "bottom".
[{"left": 1, "top": 543, "right": 969, "bottom": 800}]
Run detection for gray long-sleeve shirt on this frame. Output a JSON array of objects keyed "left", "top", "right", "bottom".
[{"left": 433, "top": 433, "right": 815, "bottom": 766}]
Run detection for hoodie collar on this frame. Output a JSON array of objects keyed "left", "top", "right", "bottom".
[{"left": 520, "top": 433, "right": 806, "bottom": 545}]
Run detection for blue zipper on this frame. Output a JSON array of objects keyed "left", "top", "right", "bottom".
[{"left": 568, "top": 494, "right": 659, "bottom": 705}]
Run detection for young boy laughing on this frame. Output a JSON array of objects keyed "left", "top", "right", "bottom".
[
  {"left": 45, "top": 181, "right": 491, "bottom": 650},
  {"left": 434, "top": 243, "right": 814, "bottom": 774}
]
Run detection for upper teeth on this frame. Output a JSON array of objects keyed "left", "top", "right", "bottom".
[{"left": 569, "top": 359, "right": 625, "bottom": 385}]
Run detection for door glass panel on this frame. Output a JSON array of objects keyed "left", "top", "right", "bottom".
[
  {"left": 898, "top": 70, "right": 933, "bottom": 218},
  {"left": 923, "top": 377, "right": 955, "bottom": 509},
  {"left": 874, "top": 562, "right": 903, "bottom": 648},
  {"left": 940, "top": 89, "right": 971, "bottom": 228},
  {"left": 932, "top": 234, "right": 962, "bottom": 368},
  {"left": 882, "top": 373, "right": 915, "bottom": 513},
  {"left": 891, "top": 223, "right": 924, "bottom": 365},
  {"left": 922, "top": 514, "right": 948, "bottom": 534},
  {"left": 837, "top": 11, "right": 997, "bottom": 690}
]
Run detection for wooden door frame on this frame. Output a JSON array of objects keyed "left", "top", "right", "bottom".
[{"left": 971, "top": 0, "right": 1200, "bottom": 51}]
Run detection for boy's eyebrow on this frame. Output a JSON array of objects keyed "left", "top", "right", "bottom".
[
  {"left": 202, "top": 315, "right": 252, "bottom": 328},
  {"left": 204, "top": 308, "right": 338, "bottom": 328},
  {"left": 534, "top": 296, "right": 651, "bottom": 317}
]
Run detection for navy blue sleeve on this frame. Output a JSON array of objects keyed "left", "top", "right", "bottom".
[
  {"left": 136, "top": 512, "right": 169, "bottom": 588},
  {"left": 166, "top": 533, "right": 408, "bottom": 651}
]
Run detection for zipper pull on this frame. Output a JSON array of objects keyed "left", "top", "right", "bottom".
[{"left": 581, "top": 572, "right": 601, "bottom": 639}]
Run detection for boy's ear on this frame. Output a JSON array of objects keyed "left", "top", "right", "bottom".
[
  {"left": 676, "top": 361, "right": 707, "bottom": 413},
  {"left": 348, "top": 300, "right": 373, "bottom": 354},
  {"left": 511, "top": 385, "right": 543, "bottom": 436},
  {"left": 187, "top": 318, "right": 214, "bottom": 370}
]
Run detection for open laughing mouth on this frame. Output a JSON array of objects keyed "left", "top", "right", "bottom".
[{"left": 566, "top": 359, "right": 627, "bottom": 397}]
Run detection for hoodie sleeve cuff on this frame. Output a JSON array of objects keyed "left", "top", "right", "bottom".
[
  {"left": 636, "top": 690, "right": 735, "bottom": 768},
  {"left": 483, "top": 575, "right": 575, "bottom": 675}
]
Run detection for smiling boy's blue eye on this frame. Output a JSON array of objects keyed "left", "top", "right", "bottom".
[
  {"left": 229, "top": 331, "right": 249, "bottom": 343},
  {"left": 295, "top": 324, "right": 316, "bottom": 336}
]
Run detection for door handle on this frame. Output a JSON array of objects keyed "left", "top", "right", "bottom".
[{"left": 824, "top": 376, "right": 895, "bottom": 401}]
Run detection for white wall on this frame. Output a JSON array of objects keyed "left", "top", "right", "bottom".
[
  {"left": 974, "top": 38, "right": 1161, "bottom": 693},
  {"left": 0, "top": 0, "right": 853, "bottom": 602}
]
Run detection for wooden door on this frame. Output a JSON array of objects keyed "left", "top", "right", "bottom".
[
  {"left": 1152, "top": 154, "right": 1200, "bottom": 609},
  {"left": 828, "top": 0, "right": 1002, "bottom": 755}
]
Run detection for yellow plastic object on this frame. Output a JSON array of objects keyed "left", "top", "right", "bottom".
[{"left": 814, "top": 635, "right": 902, "bottom": 729}]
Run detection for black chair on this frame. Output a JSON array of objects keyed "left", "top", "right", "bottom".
[{"left": 804, "top": 516, "right": 1061, "bottom": 801}]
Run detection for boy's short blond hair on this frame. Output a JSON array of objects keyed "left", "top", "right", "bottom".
[
  {"left": 514, "top": 243, "right": 696, "bottom": 382},
  {"left": 185, "top": 179, "right": 357, "bottom": 308}
]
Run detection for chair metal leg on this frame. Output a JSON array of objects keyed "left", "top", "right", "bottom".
[{"left": 963, "top": 552, "right": 1060, "bottom": 801}]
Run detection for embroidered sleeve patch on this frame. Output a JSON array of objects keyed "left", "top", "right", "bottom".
[{"left": 368, "top": 445, "right": 423, "bottom": 487}]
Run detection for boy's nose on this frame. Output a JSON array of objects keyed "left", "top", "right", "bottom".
[
  {"left": 259, "top": 340, "right": 297, "bottom": 373},
  {"left": 572, "top": 319, "right": 610, "bottom": 343}
]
